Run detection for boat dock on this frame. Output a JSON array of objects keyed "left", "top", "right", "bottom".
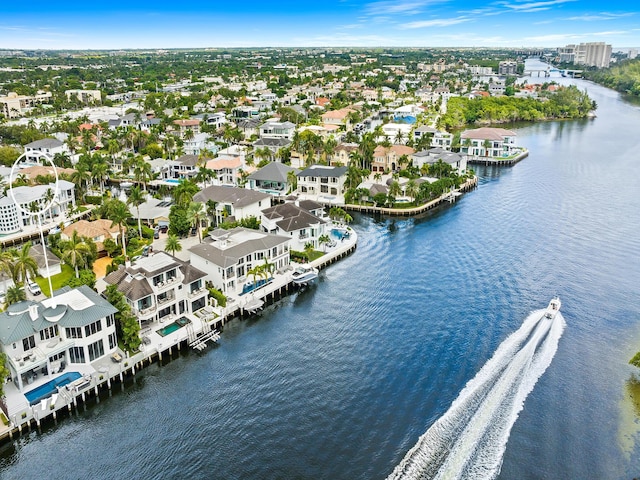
[{"left": 466, "top": 150, "right": 529, "bottom": 166}]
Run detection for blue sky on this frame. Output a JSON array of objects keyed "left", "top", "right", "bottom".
[{"left": 1, "top": 0, "right": 638, "bottom": 50}]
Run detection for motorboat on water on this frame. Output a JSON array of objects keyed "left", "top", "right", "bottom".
[
  {"left": 544, "top": 296, "right": 561, "bottom": 319},
  {"left": 291, "top": 266, "right": 319, "bottom": 285}
]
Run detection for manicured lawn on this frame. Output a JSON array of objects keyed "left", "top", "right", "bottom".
[{"left": 36, "top": 264, "right": 74, "bottom": 297}]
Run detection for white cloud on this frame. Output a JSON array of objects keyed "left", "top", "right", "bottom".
[
  {"left": 524, "top": 30, "right": 629, "bottom": 42},
  {"left": 567, "top": 12, "right": 635, "bottom": 22},
  {"left": 364, "top": 1, "right": 446, "bottom": 16},
  {"left": 499, "top": 0, "right": 576, "bottom": 13},
  {"left": 401, "top": 17, "right": 471, "bottom": 28}
]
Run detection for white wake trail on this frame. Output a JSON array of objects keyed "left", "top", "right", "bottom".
[{"left": 388, "top": 310, "right": 565, "bottom": 480}]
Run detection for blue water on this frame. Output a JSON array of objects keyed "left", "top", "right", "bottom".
[
  {"left": 240, "top": 278, "right": 269, "bottom": 295},
  {"left": 331, "top": 228, "right": 351, "bottom": 240},
  {"left": 394, "top": 115, "right": 416, "bottom": 124},
  {"left": 24, "top": 372, "right": 81, "bottom": 405},
  {"left": 2, "top": 68, "right": 640, "bottom": 480}
]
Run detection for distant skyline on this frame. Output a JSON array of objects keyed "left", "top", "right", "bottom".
[{"left": 1, "top": 1, "right": 639, "bottom": 50}]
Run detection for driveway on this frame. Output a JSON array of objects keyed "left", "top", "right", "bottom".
[{"left": 151, "top": 231, "right": 203, "bottom": 262}]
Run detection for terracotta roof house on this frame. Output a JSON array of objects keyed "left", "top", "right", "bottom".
[
  {"left": 372, "top": 145, "right": 415, "bottom": 173},
  {"left": 460, "top": 127, "right": 519, "bottom": 158},
  {"left": 62, "top": 219, "right": 122, "bottom": 252}
]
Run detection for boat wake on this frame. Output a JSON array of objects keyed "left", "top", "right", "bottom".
[{"left": 387, "top": 310, "right": 565, "bottom": 480}]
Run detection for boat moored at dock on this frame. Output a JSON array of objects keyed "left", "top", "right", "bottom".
[{"left": 291, "top": 266, "right": 319, "bottom": 286}]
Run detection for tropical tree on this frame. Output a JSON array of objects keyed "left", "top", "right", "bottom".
[
  {"left": 104, "top": 284, "right": 141, "bottom": 353},
  {"left": 318, "top": 234, "right": 331, "bottom": 252},
  {"left": 304, "top": 242, "right": 315, "bottom": 260},
  {"left": 186, "top": 201, "right": 206, "bottom": 243},
  {"left": 172, "top": 179, "right": 199, "bottom": 207},
  {"left": 104, "top": 199, "right": 131, "bottom": 259},
  {"left": 13, "top": 242, "right": 38, "bottom": 295},
  {"left": 287, "top": 170, "right": 298, "bottom": 193},
  {"left": 127, "top": 185, "right": 147, "bottom": 239},
  {"left": 5, "top": 284, "right": 26, "bottom": 306},
  {"left": 60, "top": 230, "right": 92, "bottom": 278},
  {"left": 165, "top": 234, "right": 182, "bottom": 257},
  {"left": 406, "top": 179, "right": 418, "bottom": 202}
]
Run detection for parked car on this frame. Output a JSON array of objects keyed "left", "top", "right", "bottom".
[
  {"left": 28, "top": 282, "right": 42, "bottom": 296},
  {"left": 159, "top": 225, "right": 168, "bottom": 234},
  {"left": 153, "top": 231, "right": 160, "bottom": 239}
]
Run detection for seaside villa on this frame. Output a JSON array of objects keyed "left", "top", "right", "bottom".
[
  {"left": 0, "top": 285, "right": 118, "bottom": 393},
  {"left": 460, "top": 127, "right": 520, "bottom": 158},
  {"left": 189, "top": 227, "right": 291, "bottom": 296}
]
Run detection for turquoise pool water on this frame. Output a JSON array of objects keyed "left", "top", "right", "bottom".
[
  {"left": 156, "top": 316, "right": 191, "bottom": 337},
  {"left": 25, "top": 372, "right": 81, "bottom": 405},
  {"left": 330, "top": 228, "right": 350, "bottom": 240},
  {"left": 164, "top": 179, "right": 181, "bottom": 185},
  {"left": 240, "top": 278, "right": 269, "bottom": 295}
]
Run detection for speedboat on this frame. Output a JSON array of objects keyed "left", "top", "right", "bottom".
[
  {"left": 544, "top": 296, "right": 561, "bottom": 319},
  {"left": 291, "top": 266, "right": 319, "bottom": 285}
]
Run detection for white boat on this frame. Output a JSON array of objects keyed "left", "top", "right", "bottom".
[
  {"left": 291, "top": 266, "right": 319, "bottom": 285},
  {"left": 544, "top": 296, "right": 561, "bottom": 319}
]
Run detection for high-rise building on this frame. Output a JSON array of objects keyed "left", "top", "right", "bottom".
[
  {"left": 561, "top": 42, "right": 612, "bottom": 68},
  {"left": 498, "top": 61, "right": 518, "bottom": 75}
]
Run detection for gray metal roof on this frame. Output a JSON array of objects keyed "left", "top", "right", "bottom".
[
  {"left": 25, "top": 138, "right": 64, "bottom": 149},
  {"left": 297, "top": 165, "right": 348, "bottom": 178},
  {"left": 189, "top": 227, "right": 289, "bottom": 268},
  {"left": 261, "top": 203, "right": 327, "bottom": 232},
  {"left": 252, "top": 138, "right": 292, "bottom": 148},
  {"left": 247, "top": 162, "right": 299, "bottom": 182},
  {"left": 0, "top": 286, "right": 117, "bottom": 345},
  {"left": 194, "top": 185, "right": 271, "bottom": 209}
]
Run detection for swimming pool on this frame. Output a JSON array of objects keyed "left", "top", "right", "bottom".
[
  {"left": 240, "top": 278, "right": 270, "bottom": 295},
  {"left": 157, "top": 316, "right": 191, "bottom": 337},
  {"left": 25, "top": 371, "right": 82, "bottom": 405},
  {"left": 331, "top": 228, "right": 351, "bottom": 240},
  {"left": 164, "top": 179, "right": 181, "bottom": 185}
]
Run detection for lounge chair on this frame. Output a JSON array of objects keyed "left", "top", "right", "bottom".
[{"left": 111, "top": 352, "right": 123, "bottom": 363}]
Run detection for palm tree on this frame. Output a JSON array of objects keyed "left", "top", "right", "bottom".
[
  {"left": 127, "top": 185, "right": 147, "bottom": 239},
  {"left": 133, "top": 158, "right": 153, "bottom": 191},
  {"left": 13, "top": 242, "right": 38, "bottom": 296},
  {"left": 105, "top": 199, "right": 131, "bottom": 259},
  {"left": 186, "top": 201, "right": 206, "bottom": 243},
  {"left": 165, "top": 234, "right": 182, "bottom": 256},
  {"left": 406, "top": 179, "right": 418, "bottom": 203},
  {"left": 303, "top": 242, "right": 315, "bottom": 261},
  {"left": 5, "top": 284, "right": 25, "bottom": 306},
  {"left": 92, "top": 159, "right": 110, "bottom": 195},
  {"left": 43, "top": 188, "right": 55, "bottom": 221},
  {"left": 318, "top": 234, "right": 331, "bottom": 252},
  {"left": 60, "top": 230, "right": 91, "bottom": 278},
  {"left": 287, "top": 170, "right": 298, "bottom": 193}
]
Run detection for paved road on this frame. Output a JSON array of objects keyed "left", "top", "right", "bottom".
[{"left": 151, "top": 231, "right": 203, "bottom": 262}]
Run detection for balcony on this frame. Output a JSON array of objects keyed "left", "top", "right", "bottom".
[
  {"left": 157, "top": 294, "right": 176, "bottom": 306},
  {"left": 188, "top": 286, "right": 207, "bottom": 298},
  {"left": 299, "top": 232, "right": 309, "bottom": 239}
]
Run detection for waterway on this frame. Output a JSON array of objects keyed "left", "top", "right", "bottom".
[{"left": 1, "top": 62, "right": 640, "bottom": 479}]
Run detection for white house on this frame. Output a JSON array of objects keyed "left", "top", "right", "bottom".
[
  {"left": 246, "top": 162, "right": 298, "bottom": 197},
  {"left": 189, "top": 227, "right": 291, "bottom": 296},
  {"left": 412, "top": 148, "right": 468, "bottom": 174},
  {"left": 259, "top": 120, "right": 296, "bottom": 140},
  {"left": 296, "top": 165, "right": 348, "bottom": 198},
  {"left": 103, "top": 252, "right": 209, "bottom": 327},
  {"left": 23, "top": 138, "right": 69, "bottom": 164},
  {"left": 0, "top": 286, "right": 119, "bottom": 393},
  {"left": 261, "top": 200, "right": 328, "bottom": 251},
  {"left": 194, "top": 185, "right": 271, "bottom": 224},
  {"left": 460, "top": 127, "right": 519, "bottom": 158},
  {"left": 0, "top": 180, "right": 76, "bottom": 234}
]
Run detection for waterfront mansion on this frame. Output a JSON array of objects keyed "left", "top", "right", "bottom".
[
  {"left": 0, "top": 285, "right": 118, "bottom": 393},
  {"left": 103, "top": 252, "right": 209, "bottom": 328},
  {"left": 189, "top": 227, "right": 291, "bottom": 296}
]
